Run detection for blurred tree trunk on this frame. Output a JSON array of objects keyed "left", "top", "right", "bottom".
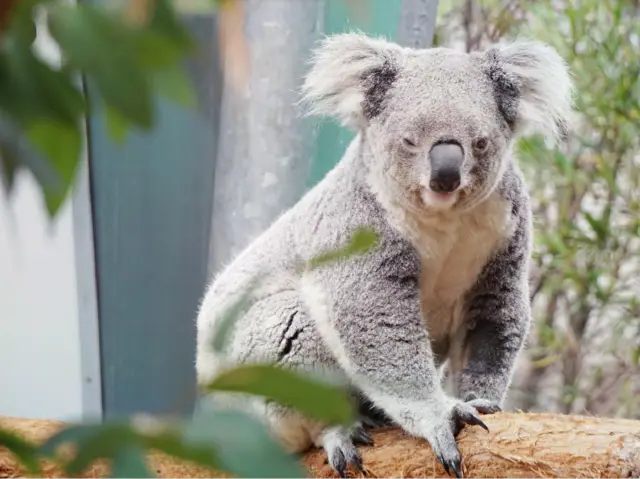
[
  {"left": 397, "top": 0, "right": 439, "bottom": 49},
  {"left": 208, "top": 0, "right": 324, "bottom": 274}
]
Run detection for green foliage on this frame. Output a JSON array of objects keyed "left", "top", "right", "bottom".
[
  {"left": 205, "top": 364, "right": 355, "bottom": 426},
  {"left": 0, "top": 428, "right": 42, "bottom": 475},
  {"left": 307, "top": 226, "right": 380, "bottom": 270},
  {"left": 0, "top": 0, "right": 200, "bottom": 215}
]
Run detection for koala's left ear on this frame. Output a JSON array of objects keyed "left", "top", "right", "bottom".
[{"left": 482, "top": 40, "right": 574, "bottom": 143}]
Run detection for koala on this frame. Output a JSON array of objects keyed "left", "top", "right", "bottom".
[{"left": 196, "top": 33, "right": 572, "bottom": 478}]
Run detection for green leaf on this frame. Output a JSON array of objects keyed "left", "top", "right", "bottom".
[
  {"left": 65, "top": 424, "right": 138, "bottom": 475},
  {"left": 134, "top": 30, "right": 188, "bottom": 71},
  {"left": 39, "top": 422, "right": 138, "bottom": 475},
  {"left": 0, "top": 429, "right": 42, "bottom": 475},
  {"left": 48, "top": 4, "right": 154, "bottom": 128},
  {"left": 26, "top": 119, "right": 81, "bottom": 216},
  {"left": 183, "top": 409, "right": 304, "bottom": 478},
  {"left": 111, "top": 445, "right": 154, "bottom": 478},
  {"left": 105, "top": 105, "right": 131, "bottom": 145},
  {"left": 0, "top": 141, "right": 21, "bottom": 194},
  {"left": 144, "top": 431, "right": 221, "bottom": 470},
  {"left": 307, "top": 227, "right": 380, "bottom": 269},
  {"left": 39, "top": 423, "right": 103, "bottom": 457},
  {"left": 153, "top": 65, "right": 196, "bottom": 107},
  {"left": 0, "top": 47, "right": 85, "bottom": 126},
  {"left": 583, "top": 212, "right": 608, "bottom": 245},
  {"left": 632, "top": 347, "right": 640, "bottom": 366},
  {"left": 211, "top": 275, "right": 264, "bottom": 353},
  {"left": 205, "top": 364, "right": 355, "bottom": 426},
  {"left": 149, "top": 0, "right": 195, "bottom": 52}
]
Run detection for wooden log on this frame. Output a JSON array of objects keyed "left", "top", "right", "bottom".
[{"left": 1, "top": 412, "right": 639, "bottom": 478}]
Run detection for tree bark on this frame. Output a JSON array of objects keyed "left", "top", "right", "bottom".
[{"left": 1, "top": 412, "right": 639, "bottom": 478}]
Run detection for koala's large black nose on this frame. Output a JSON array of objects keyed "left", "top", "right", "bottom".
[{"left": 429, "top": 142, "right": 463, "bottom": 193}]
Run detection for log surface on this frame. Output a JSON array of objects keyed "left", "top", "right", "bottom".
[{"left": 1, "top": 412, "right": 639, "bottom": 478}]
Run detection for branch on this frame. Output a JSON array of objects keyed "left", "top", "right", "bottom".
[{"left": 1, "top": 413, "right": 640, "bottom": 478}]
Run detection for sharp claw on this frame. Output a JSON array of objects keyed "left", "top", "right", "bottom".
[
  {"left": 467, "top": 414, "right": 490, "bottom": 432},
  {"left": 331, "top": 449, "right": 347, "bottom": 478},
  {"left": 450, "top": 460, "right": 463, "bottom": 478},
  {"left": 353, "top": 429, "right": 374, "bottom": 446},
  {"left": 353, "top": 455, "right": 365, "bottom": 476},
  {"left": 438, "top": 456, "right": 450, "bottom": 476}
]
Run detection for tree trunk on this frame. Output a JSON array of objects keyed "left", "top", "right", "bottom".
[{"left": 1, "top": 412, "right": 639, "bottom": 478}]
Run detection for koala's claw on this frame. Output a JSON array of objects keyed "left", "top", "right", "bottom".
[
  {"left": 351, "top": 425, "right": 374, "bottom": 446},
  {"left": 433, "top": 442, "right": 463, "bottom": 478},
  {"left": 452, "top": 407, "right": 489, "bottom": 437},
  {"left": 429, "top": 401, "right": 491, "bottom": 478},
  {"left": 323, "top": 427, "right": 365, "bottom": 478}
]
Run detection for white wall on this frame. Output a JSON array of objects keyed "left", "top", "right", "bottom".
[{"left": 0, "top": 171, "right": 83, "bottom": 421}]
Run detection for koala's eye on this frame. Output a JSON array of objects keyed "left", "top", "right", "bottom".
[
  {"left": 402, "top": 137, "right": 418, "bottom": 149},
  {"left": 472, "top": 137, "right": 489, "bottom": 152}
]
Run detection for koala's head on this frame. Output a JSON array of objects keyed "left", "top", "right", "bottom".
[{"left": 302, "top": 33, "right": 573, "bottom": 213}]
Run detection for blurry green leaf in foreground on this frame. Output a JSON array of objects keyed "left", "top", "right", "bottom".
[
  {"left": 183, "top": 409, "right": 304, "bottom": 478},
  {"left": 307, "top": 227, "right": 380, "bottom": 269},
  {"left": 0, "top": 428, "right": 42, "bottom": 475},
  {"left": 48, "top": 4, "right": 154, "bottom": 128},
  {"left": 152, "top": 64, "right": 196, "bottom": 108},
  {"left": 111, "top": 446, "right": 153, "bottom": 478},
  {"left": 26, "top": 119, "right": 81, "bottom": 215},
  {"left": 204, "top": 364, "right": 355, "bottom": 426},
  {"left": 0, "top": 141, "right": 20, "bottom": 194},
  {"left": 211, "top": 275, "right": 264, "bottom": 353},
  {"left": 105, "top": 105, "right": 131, "bottom": 145}
]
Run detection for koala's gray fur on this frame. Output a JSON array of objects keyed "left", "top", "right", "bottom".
[{"left": 196, "top": 33, "right": 573, "bottom": 478}]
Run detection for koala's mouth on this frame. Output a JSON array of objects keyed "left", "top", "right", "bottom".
[{"left": 418, "top": 187, "right": 461, "bottom": 209}]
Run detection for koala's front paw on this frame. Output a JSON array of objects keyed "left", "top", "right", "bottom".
[
  {"left": 464, "top": 395, "right": 502, "bottom": 415},
  {"left": 425, "top": 401, "right": 489, "bottom": 478}
]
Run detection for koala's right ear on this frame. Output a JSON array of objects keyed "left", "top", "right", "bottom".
[{"left": 301, "top": 33, "right": 403, "bottom": 130}]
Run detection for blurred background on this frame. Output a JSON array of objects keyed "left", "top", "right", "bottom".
[{"left": 0, "top": 0, "right": 638, "bottom": 424}]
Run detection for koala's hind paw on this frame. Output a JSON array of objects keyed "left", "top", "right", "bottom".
[
  {"left": 427, "top": 401, "right": 489, "bottom": 478},
  {"left": 465, "top": 397, "right": 502, "bottom": 415},
  {"left": 322, "top": 426, "right": 366, "bottom": 478}
]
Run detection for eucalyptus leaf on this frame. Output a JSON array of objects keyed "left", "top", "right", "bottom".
[
  {"left": 205, "top": 364, "right": 355, "bottom": 425},
  {"left": 183, "top": 409, "right": 305, "bottom": 478},
  {"left": 26, "top": 119, "right": 81, "bottom": 215},
  {"left": 0, "top": 142, "right": 21, "bottom": 194},
  {"left": 111, "top": 445, "right": 154, "bottom": 478},
  {"left": 48, "top": 4, "right": 154, "bottom": 128},
  {"left": 152, "top": 64, "right": 196, "bottom": 108},
  {"left": 211, "top": 275, "right": 264, "bottom": 353},
  {"left": 105, "top": 105, "right": 131, "bottom": 145},
  {"left": 0, "top": 428, "right": 42, "bottom": 475},
  {"left": 144, "top": 431, "right": 221, "bottom": 470},
  {"left": 307, "top": 227, "right": 379, "bottom": 270},
  {"left": 65, "top": 424, "right": 139, "bottom": 475}
]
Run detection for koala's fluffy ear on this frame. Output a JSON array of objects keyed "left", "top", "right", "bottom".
[
  {"left": 301, "top": 33, "right": 403, "bottom": 130},
  {"left": 484, "top": 40, "right": 574, "bottom": 143}
]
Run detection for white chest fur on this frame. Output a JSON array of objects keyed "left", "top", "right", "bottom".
[{"left": 406, "top": 193, "right": 514, "bottom": 341}]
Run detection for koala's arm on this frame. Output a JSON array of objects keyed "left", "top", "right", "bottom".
[
  {"left": 305, "top": 238, "right": 452, "bottom": 436},
  {"left": 457, "top": 193, "right": 532, "bottom": 407}
]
